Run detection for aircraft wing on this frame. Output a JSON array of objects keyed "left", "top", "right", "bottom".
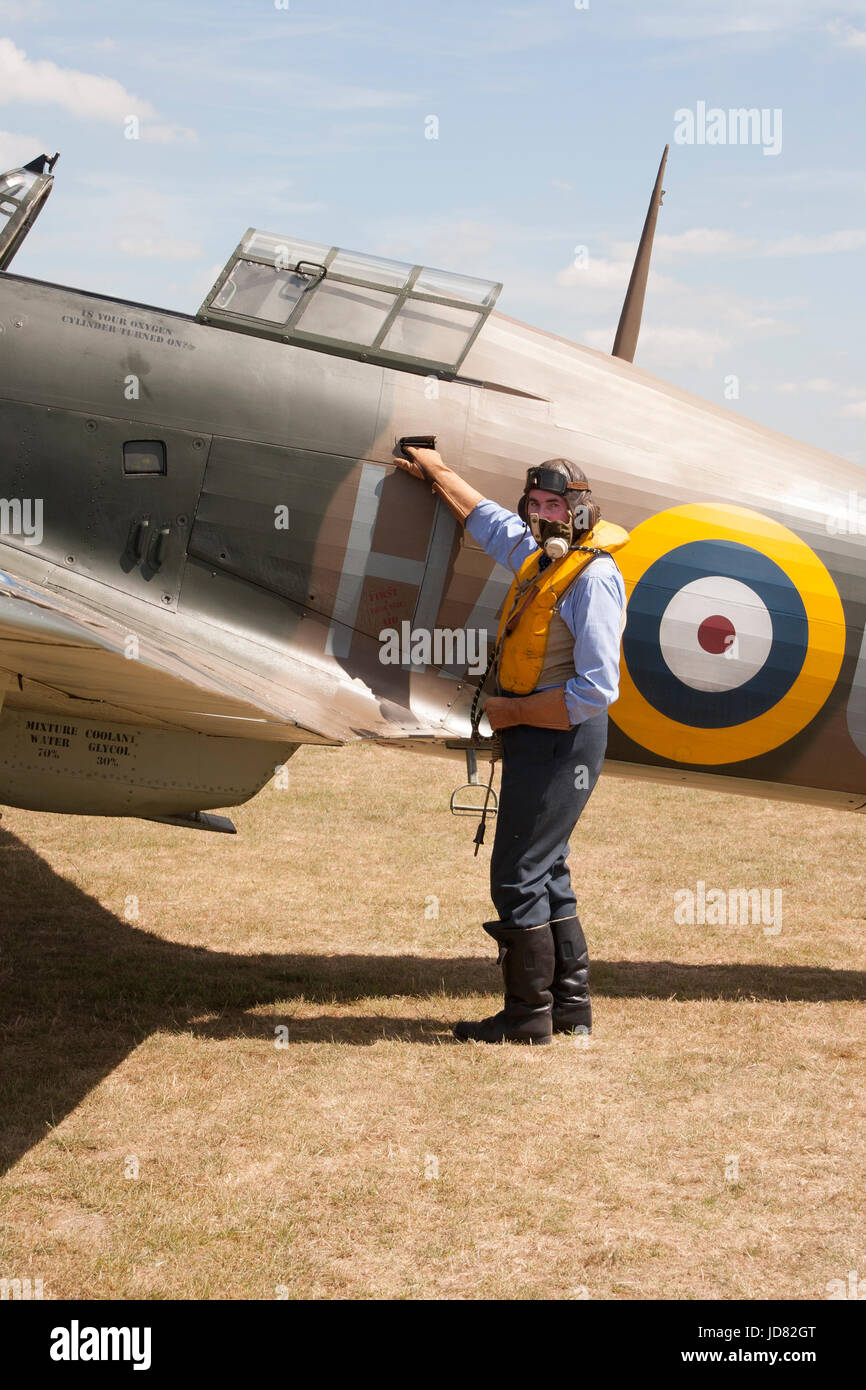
[{"left": 0, "top": 566, "right": 349, "bottom": 744}]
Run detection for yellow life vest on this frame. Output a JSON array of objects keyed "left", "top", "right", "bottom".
[{"left": 494, "top": 520, "right": 630, "bottom": 695}]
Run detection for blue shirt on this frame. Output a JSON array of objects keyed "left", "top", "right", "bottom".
[{"left": 465, "top": 499, "right": 627, "bottom": 725}]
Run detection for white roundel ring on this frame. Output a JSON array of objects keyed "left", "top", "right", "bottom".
[{"left": 658, "top": 576, "right": 774, "bottom": 694}]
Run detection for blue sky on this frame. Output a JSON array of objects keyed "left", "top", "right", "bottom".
[{"left": 2, "top": 0, "right": 865, "bottom": 461}]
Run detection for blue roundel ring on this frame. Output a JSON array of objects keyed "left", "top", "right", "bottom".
[{"left": 622, "top": 539, "right": 809, "bottom": 729}]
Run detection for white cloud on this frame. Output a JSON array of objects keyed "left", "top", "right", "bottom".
[
  {"left": 581, "top": 322, "right": 733, "bottom": 369},
  {"left": 165, "top": 262, "right": 226, "bottom": 312},
  {"left": 828, "top": 20, "right": 866, "bottom": 48},
  {"left": 0, "top": 0, "right": 48, "bottom": 16},
  {"left": 636, "top": 0, "right": 865, "bottom": 41},
  {"left": 804, "top": 377, "right": 846, "bottom": 394},
  {"left": 766, "top": 229, "right": 866, "bottom": 255},
  {"left": 138, "top": 123, "right": 198, "bottom": 145},
  {"left": 558, "top": 253, "right": 684, "bottom": 298},
  {"left": 551, "top": 233, "right": 796, "bottom": 371},
  {"left": 116, "top": 236, "right": 204, "bottom": 262},
  {"left": 244, "top": 71, "right": 412, "bottom": 111},
  {"left": 620, "top": 324, "right": 733, "bottom": 369},
  {"left": 653, "top": 227, "right": 759, "bottom": 260},
  {"left": 607, "top": 239, "right": 638, "bottom": 263},
  {"left": 0, "top": 37, "right": 160, "bottom": 123},
  {"left": 776, "top": 378, "right": 864, "bottom": 400},
  {"left": 0, "top": 42, "right": 198, "bottom": 145},
  {"left": 557, "top": 256, "right": 633, "bottom": 291},
  {"left": 616, "top": 225, "right": 865, "bottom": 263},
  {"left": 0, "top": 130, "right": 47, "bottom": 169},
  {"left": 260, "top": 201, "right": 326, "bottom": 216},
  {"left": 753, "top": 167, "right": 866, "bottom": 192},
  {"left": 843, "top": 401, "right": 866, "bottom": 417},
  {"left": 371, "top": 218, "right": 500, "bottom": 266},
  {"left": 778, "top": 377, "right": 840, "bottom": 395}
]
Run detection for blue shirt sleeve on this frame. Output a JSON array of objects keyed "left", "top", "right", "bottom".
[
  {"left": 555, "top": 557, "right": 627, "bottom": 724},
  {"left": 465, "top": 498, "right": 537, "bottom": 575}
]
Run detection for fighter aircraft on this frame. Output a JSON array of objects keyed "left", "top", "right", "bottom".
[{"left": 0, "top": 148, "right": 864, "bottom": 833}]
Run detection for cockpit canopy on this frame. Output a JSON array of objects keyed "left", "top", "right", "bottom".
[
  {"left": 198, "top": 229, "right": 502, "bottom": 376},
  {"left": 0, "top": 154, "right": 58, "bottom": 272}
]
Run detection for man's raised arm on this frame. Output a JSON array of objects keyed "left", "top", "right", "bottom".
[
  {"left": 395, "top": 444, "right": 537, "bottom": 574},
  {"left": 394, "top": 445, "right": 483, "bottom": 524}
]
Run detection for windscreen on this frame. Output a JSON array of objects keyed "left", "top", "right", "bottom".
[{"left": 198, "top": 228, "right": 501, "bottom": 375}]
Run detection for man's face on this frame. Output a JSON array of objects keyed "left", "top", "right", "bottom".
[{"left": 525, "top": 487, "right": 570, "bottom": 524}]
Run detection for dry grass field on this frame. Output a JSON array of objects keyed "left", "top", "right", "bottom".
[{"left": 1, "top": 742, "right": 864, "bottom": 1301}]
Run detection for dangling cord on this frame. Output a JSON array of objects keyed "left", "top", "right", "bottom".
[
  {"left": 505, "top": 529, "right": 527, "bottom": 579},
  {"left": 468, "top": 643, "right": 499, "bottom": 853},
  {"left": 467, "top": 527, "right": 527, "bottom": 852},
  {"left": 473, "top": 754, "right": 498, "bottom": 856},
  {"left": 469, "top": 643, "right": 498, "bottom": 742},
  {"left": 468, "top": 535, "right": 533, "bottom": 743}
]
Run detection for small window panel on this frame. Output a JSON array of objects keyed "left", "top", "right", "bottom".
[
  {"left": 124, "top": 441, "right": 166, "bottom": 475},
  {"left": 197, "top": 227, "right": 502, "bottom": 376},
  {"left": 291, "top": 280, "right": 397, "bottom": 346},
  {"left": 381, "top": 300, "right": 482, "bottom": 363},
  {"left": 327, "top": 248, "right": 412, "bottom": 290},
  {"left": 212, "top": 261, "right": 310, "bottom": 324},
  {"left": 412, "top": 267, "right": 496, "bottom": 306}
]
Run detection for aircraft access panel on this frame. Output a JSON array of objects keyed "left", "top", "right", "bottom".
[{"left": 197, "top": 229, "right": 502, "bottom": 376}]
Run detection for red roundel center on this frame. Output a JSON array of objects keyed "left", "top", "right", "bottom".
[{"left": 697, "top": 614, "right": 736, "bottom": 654}]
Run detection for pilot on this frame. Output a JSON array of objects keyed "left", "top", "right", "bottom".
[{"left": 395, "top": 444, "right": 629, "bottom": 1045}]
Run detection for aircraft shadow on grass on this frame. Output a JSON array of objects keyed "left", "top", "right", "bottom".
[{"left": 2, "top": 825, "right": 864, "bottom": 1175}]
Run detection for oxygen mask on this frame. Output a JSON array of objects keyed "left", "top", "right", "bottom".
[{"left": 529, "top": 512, "right": 573, "bottom": 560}]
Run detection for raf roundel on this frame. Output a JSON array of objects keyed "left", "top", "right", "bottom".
[{"left": 611, "top": 504, "right": 846, "bottom": 765}]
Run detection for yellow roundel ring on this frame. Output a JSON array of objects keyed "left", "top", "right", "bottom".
[{"left": 610, "top": 503, "right": 846, "bottom": 765}]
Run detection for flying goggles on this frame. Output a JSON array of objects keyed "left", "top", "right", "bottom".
[{"left": 523, "top": 465, "right": 583, "bottom": 497}]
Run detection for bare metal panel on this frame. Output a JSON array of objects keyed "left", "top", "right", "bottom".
[
  {"left": 0, "top": 400, "right": 209, "bottom": 607},
  {"left": 0, "top": 277, "right": 383, "bottom": 454},
  {"left": 0, "top": 561, "right": 324, "bottom": 740},
  {"left": 0, "top": 706, "right": 295, "bottom": 816}
]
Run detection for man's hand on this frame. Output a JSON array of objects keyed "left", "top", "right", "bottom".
[
  {"left": 393, "top": 444, "right": 444, "bottom": 480},
  {"left": 484, "top": 688, "right": 573, "bottom": 731},
  {"left": 392, "top": 444, "right": 484, "bottom": 525},
  {"left": 483, "top": 696, "right": 521, "bottom": 731}
]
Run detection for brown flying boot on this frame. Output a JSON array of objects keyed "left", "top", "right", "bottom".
[
  {"left": 453, "top": 921, "right": 554, "bottom": 1045},
  {"left": 550, "top": 914, "right": 592, "bottom": 1035}
]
